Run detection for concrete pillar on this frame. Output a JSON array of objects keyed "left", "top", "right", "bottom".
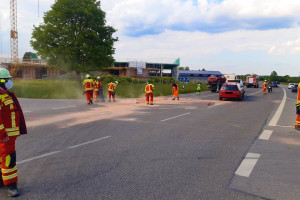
[{"left": 171, "top": 66, "right": 179, "bottom": 80}]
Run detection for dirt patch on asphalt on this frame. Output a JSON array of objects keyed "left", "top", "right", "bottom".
[{"left": 27, "top": 96, "right": 229, "bottom": 128}]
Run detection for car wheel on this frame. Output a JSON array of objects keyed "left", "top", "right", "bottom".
[{"left": 219, "top": 97, "right": 222, "bottom": 101}]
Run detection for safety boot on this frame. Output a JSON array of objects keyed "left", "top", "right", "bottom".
[
  {"left": 6, "top": 183, "right": 19, "bottom": 197},
  {"left": 0, "top": 178, "right": 4, "bottom": 188},
  {"left": 172, "top": 98, "right": 175, "bottom": 100},
  {"left": 177, "top": 97, "right": 179, "bottom": 100}
]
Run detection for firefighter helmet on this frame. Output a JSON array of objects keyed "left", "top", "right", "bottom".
[
  {"left": 85, "top": 74, "right": 91, "bottom": 79},
  {"left": 115, "top": 81, "right": 118, "bottom": 84},
  {"left": 97, "top": 76, "right": 101, "bottom": 79},
  {"left": 0, "top": 68, "right": 12, "bottom": 79}
]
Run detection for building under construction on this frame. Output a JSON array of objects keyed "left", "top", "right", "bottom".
[{"left": 104, "top": 58, "right": 180, "bottom": 79}]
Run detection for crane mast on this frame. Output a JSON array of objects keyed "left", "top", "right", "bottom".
[{"left": 10, "top": 0, "right": 18, "bottom": 63}]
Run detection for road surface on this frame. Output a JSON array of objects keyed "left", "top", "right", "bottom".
[{"left": 0, "top": 85, "right": 298, "bottom": 199}]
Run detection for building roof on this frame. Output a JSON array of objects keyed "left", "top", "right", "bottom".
[{"left": 178, "top": 70, "right": 222, "bottom": 75}]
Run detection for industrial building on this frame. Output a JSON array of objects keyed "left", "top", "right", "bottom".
[{"left": 178, "top": 70, "right": 222, "bottom": 82}]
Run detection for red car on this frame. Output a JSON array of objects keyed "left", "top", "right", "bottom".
[{"left": 219, "top": 82, "right": 245, "bottom": 101}]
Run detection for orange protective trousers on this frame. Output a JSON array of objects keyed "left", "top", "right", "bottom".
[
  {"left": 0, "top": 136, "right": 18, "bottom": 186},
  {"left": 85, "top": 90, "right": 93, "bottom": 103},
  {"left": 173, "top": 86, "right": 179, "bottom": 98},
  {"left": 108, "top": 91, "right": 115, "bottom": 101},
  {"left": 146, "top": 93, "right": 153, "bottom": 104},
  {"left": 295, "top": 114, "right": 300, "bottom": 128}
]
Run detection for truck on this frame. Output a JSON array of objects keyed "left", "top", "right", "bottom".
[
  {"left": 246, "top": 76, "right": 259, "bottom": 88},
  {"left": 207, "top": 74, "right": 227, "bottom": 92}
]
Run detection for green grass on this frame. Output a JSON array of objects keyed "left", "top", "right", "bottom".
[{"left": 11, "top": 80, "right": 207, "bottom": 99}]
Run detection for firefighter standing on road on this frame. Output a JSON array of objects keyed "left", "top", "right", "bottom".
[
  {"left": 94, "top": 76, "right": 105, "bottom": 102},
  {"left": 108, "top": 81, "right": 118, "bottom": 102},
  {"left": 172, "top": 82, "right": 179, "bottom": 100},
  {"left": 196, "top": 81, "right": 202, "bottom": 95},
  {"left": 145, "top": 82, "right": 155, "bottom": 105},
  {"left": 0, "top": 68, "right": 27, "bottom": 197},
  {"left": 83, "top": 74, "right": 94, "bottom": 105},
  {"left": 262, "top": 80, "right": 268, "bottom": 94},
  {"left": 295, "top": 83, "right": 300, "bottom": 130}
]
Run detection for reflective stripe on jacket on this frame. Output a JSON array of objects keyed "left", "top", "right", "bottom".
[
  {"left": 108, "top": 82, "right": 116, "bottom": 92},
  {"left": 0, "top": 88, "right": 27, "bottom": 140},
  {"left": 94, "top": 80, "right": 102, "bottom": 91},
  {"left": 145, "top": 84, "right": 154, "bottom": 94},
  {"left": 83, "top": 79, "right": 94, "bottom": 91}
]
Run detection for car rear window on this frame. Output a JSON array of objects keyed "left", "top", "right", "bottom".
[{"left": 222, "top": 85, "right": 238, "bottom": 90}]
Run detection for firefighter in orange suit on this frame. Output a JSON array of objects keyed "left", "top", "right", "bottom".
[
  {"left": 108, "top": 81, "right": 118, "bottom": 102},
  {"left": 83, "top": 74, "right": 94, "bottom": 104},
  {"left": 262, "top": 80, "right": 268, "bottom": 94},
  {"left": 145, "top": 82, "right": 155, "bottom": 105},
  {"left": 172, "top": 82, "right": 179, "bottom": 100},
  {"left": 295, "top": 83, "right": 300, "bottom": 130},
  {"left": 0, "top": 68, "right": 27, "bottom": 197},
  {"left": 94, "top": 76, "right": 104, "bottom": 102}
]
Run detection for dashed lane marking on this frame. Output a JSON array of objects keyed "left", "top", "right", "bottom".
[
  {"left": 246, "top": 90, "right": 262, "bottom": 96},
  {"left": 52, "top": 106, "right": 78, "bottom": 110},
  {"left": 161, "top": 112, "right": 191, "bottom": 122},
  {"left": 259, "top": 130, "right": 273, "bottom": 140},
  {"left": 286, "top": 97, "right": 296, "bottom": 101},
  {"left": 68, "top": 136, "right": 111, "bottom": 149},
  {"left": 17, "top": 151, "right": 61, "bottom": 165},
  {"left": 235, "top": 153, "right": 260, "bottom": 177},
  {"left": 268, "top": 87, "right": 287, "bottom": 127},
  {"left": 17, "top": 136, "right": 111, "bottom": 164}
]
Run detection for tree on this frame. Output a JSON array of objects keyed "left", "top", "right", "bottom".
[
  {"left": 178, "top": 67, "right": 184, "bottom": 70},
  {"left": 270, "top": 71, "right": 278, "bottom": 82},
  {"left": 184, "top": 66, "right": 190, "bottom": 70},
  {"left": 202, "top": 68, "right": 206, "bottom": 71},
  {"left": 31, "top": 0, "right": 118, "bottom": 79}
]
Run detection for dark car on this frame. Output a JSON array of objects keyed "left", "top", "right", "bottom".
[
  {"left": 291, "top": 84, "right": 298, "bottom": 93},
  {"left": 219, "top": 82, "right": 245, "bottom": 101},
  {"left": 272, "top": 81, "right": 279, "bottom": 87}
]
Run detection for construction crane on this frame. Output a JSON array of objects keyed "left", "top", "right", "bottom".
[{"left": 10, "top": 0, "right": 18, "bottom": 64}]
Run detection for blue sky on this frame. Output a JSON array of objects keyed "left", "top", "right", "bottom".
[{"left": 1, "top": 0, "right": 300, "bottom": 76}]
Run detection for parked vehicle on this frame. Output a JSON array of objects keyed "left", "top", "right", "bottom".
[
  {"left": 227, "top": 79, "right": 244, "bottom": 88},
  {"left": 207, "top": 75, "right": 226, "bottom": 92},
  {"left": 272, "top": 81, "right": 279, "bottom": 87},
  {"left": 219, "top": 82, "right": 245, "bottom": 101},
  {"left": 246, "top": 76, "right": 259, "bottom": 88},
  {"left": 288, "top": 83, "right": 296, "bottom": 89},
  {"left": 291, "top": 84, "right": 298, "bottom": 93}
]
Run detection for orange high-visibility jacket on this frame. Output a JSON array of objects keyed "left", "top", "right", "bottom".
[
  {"left": 94, "top": 80, "right": 102, "bottom": 91},
  {"left": 145, "top": 84, "right": 155, "bottom": 94},
  {"left": 0, "top": 88, "right": 27, "bottom": 141},
  {"left": 263, "top": 82, "right": 268, "bottom": 88},
  {"left": 83, "top": 79, "right": 94, "bottom": 91},
  {"left": 108, "top": 82, "right": 116, "bottom": 92}
]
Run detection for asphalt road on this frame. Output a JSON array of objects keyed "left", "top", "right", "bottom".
[{"left": 0, "top": 85, "right": 296, "bottom": 200}]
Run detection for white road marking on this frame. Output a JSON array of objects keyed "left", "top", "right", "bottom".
[
  {"left": 259, "top": 130, "right": 273, "bottom": 140},
  {"left": 286, "top": 97, "right": 296, "bottom": 101},
  {"left": 246, "top": 90, "right": 262, "bottom": 96},
  {"left": 185, "top": 106, "right": 197, "bottom": 109},
  {"left": 68, "top": 136, "right": 111, "bottom": 149},
  {"left": 275, "top": 125, "right": 294, "bottom": 128},
  {"left": 24, "top": 111, "right": 32, "bottom": 113},
  {"left": 52, "top": 106, "right": 77, "bottom": 110},
  {"left": 268, "top": 87, "right": 287, "bottom": 127},
  {"left": 161, "top": 112, "right": 191, "bottom": 122},
  {"left": 207, "top": 104, "right": 218, "bottom": 108},
  {"left": 17, "top": 151, "right": 61, "bottom": 164},
  {"left": 235, "top": 153, "right": 260, "bottom": 177}
]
